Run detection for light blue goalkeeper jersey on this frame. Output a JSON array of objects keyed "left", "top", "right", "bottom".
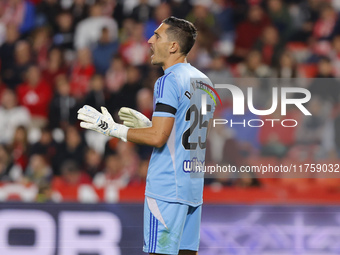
[{"left": 145, "top": 63, "right": 216, "bottom": 206}]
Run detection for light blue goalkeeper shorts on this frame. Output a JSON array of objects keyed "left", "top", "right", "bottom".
[{"left": 143, "top": 196, "right": 201, "bottom": 254}]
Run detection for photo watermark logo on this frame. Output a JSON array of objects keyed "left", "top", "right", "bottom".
[{"left": 202, "top": 84, "right": 312, "bottom": 128}]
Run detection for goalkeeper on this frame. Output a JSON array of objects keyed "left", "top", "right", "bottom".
[{"left": 78, "top": 17, "right": 215, "bottom": 255}]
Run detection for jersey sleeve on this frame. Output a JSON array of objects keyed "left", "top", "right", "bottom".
[{"left": 153, "top": 72, "right": 180, "bottom": 118}]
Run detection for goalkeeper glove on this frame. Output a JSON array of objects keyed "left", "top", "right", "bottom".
[
  {"left": 77, "top": 105, "right": 129, "bottom": 142},
  {"left": 118, "top": 107, "right": 152, "bottom": 128}
]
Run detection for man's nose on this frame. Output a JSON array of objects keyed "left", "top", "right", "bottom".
[{"left": 148, "top": 35, "right": 154, "bottom": 44}]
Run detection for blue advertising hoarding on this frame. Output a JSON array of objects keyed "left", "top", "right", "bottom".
[{"left": 0, "top": 203, "right": 340, "bottom": 255}]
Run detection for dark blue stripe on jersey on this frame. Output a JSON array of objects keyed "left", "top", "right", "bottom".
[
  {"left": 157, "top": 77, "right": 164, "bottom": 98},
  {"left": 156, "top": 80, "right": 158, "bottom": 98},
  {"left": 152, "top": 216, "right": 157, "bottom": 251},
  {"left": 153, "top": 219, "right": 158, "bottom": 253},
  {"left": 151, "top": 215, "right": 156, "bottom": 252},
  {"left": 158, "top": 74, "right": 166, "bottom": 98},
  {"left": 155, "top": 103, "right": 177, "bottom": 115},
  {"left": 160, "top": 75, "right": 165, "bottom": 98},
  {"left": 160, "top": 73, "right": 171, "bottom": 98},
  {"left": 149, "top": 213, "right": 152, "bottom": 253}
]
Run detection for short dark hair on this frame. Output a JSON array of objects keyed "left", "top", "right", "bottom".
[
  {"left": 61, "top": 160, "right": 80, "bottom": 174},
  {"left": 319, "top": 56, "right": 331, "bottom": 63},
  {"left": 162, "top": 16, "right": 197, "bottom": 56}
]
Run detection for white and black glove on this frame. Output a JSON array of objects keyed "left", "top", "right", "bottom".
[
  {"left": 77, "top": 105, "right": 129, "bottom": 142},
  {"left": 118, "top": 107, "right": 152, "bottom": 128}
]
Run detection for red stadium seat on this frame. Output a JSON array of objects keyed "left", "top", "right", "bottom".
[{"left": 298, "top": 64, "right": 318, "bottom": 78}]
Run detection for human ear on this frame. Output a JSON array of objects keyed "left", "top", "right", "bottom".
[{"left": 169, "top": 42, "right": 179, "bottom": 54}]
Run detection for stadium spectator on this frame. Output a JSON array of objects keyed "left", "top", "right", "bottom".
[
  {"left": 100, "top": 0, "right": 117, "bottom": 18},
  {"left": 206, "top": 55, "right": 233, "bottom": 85},
  {"left": 232, "top": 5, "right": 271, "bottom": 62},
  {"left": 308, "top": 57, "right": 340, "bottom": 104},
  {"left": 107, "top": 65, "right": 142, "bottom": 112},
  {"left": 236, "top": 50, "right": 271, "bottom": 78},
  {"left": 311, "top": 4, "right": 339, "bottom": 57},
  {"left": 61, "top": 160, "right": 91, "bottom": 185},
  {"left": 84, "top": 74, "right": 106, "bottom": 112},
  {"left": 131, "top": 0, "right": 154, "bottom": 23},
  {"left": 259, "top": 108, "right": 298, "bottom": 158},
  {"left": 0, "top": 0, "right": 36, "bottom": 35},
  {"left": 295, "top": 97, "right": 334, "bottom": 159},
  {"left": 52, "top": 11, "right": 75, "bottom": 50},
  {"left": 206, "top": 123, "right": 242, "bottom": 170},
  {"left": 266, "top": 0, "right": 293, "bottom": 42},
  {"left": 84, "top": 148, "right": 103, "bottom": 179},
  {"left": 136, "top": 88, "right": 153, "bottom": 120},
  {"left": 168, "top": 0, "right": 192, "bottom": 19},
  {"left": 195, "top": 24, "right": 216, "bottom": 65},
  {"left": 10, "top": 125, "right": 29, "bottom": 170},
  {"left": 211, "top": 0, "right": 234, "bottom": 36},
  {"left": 144, "top": 3, "right": 171, "bottom": 40},
  {"left": 35, "top": 0, "right": 61, "bottom": 31},
  {"left": 186, "top": 32, "right": 214, "bottom": 71},
  {"left": 29, "top": 127, "right": 59, "bottom": 172},
  {"left": 271, "top": 50, "right": 302, "bottom": 88},
  {"left": 6, "top": 40, "right": 33, "bottom": 89},
  {"left": 93, "top": 154, "right": 129, "bottom": 189},
  {"left": 24, "top": 153, "right": 53, "bottom": 187},
  {"left": 42, "top": 47, "right": 68, "bottom": 88},
  {"left": 16, "top": 65, "right": 53, "bottom": 127},
  {"left": 92, "top": 27, "right": 119, "bottom": 75},
  {"left": 0, "top": 89, "right": 31, "bottom": 144},
  {"left": 111, "top": 0, "right": 125, "bottom": 28},
  {"left": 54, "top": 125, "right": 87, "bottom": 175},
  {"left": 48, "top": 75, "right": 78, "bottom": 129},
  {"left": 74, "top": 3, "right": 118, "bottom": 49},
  {"left": 69, "top": 48, "right": 95, "bottom": 99},
  {"left": 0, "top": 144, "right": 23, "bottom": 183},
  {"left": 290, "top": 0, "right": 321, "bottom": 42},
  {"left": 186, "top": 4, "right": 215, "bottom": 29},
  {"left": 0, "top": 24, "right": 19, "bottom": 87},
  {"left": 119, "top": 18, "right": 136, "bottom": 43},
  {"left": 205, "top": 123, "right": 259, "bottom": 187},
  {"left": 35, "top": 183, "right": 59, "bottom": 202},
  {"left": 69, "top": 0, "right": 89, "bottom": 27},
  {"left": 31, "top": 26, "right": 52, "bottom": 70},
  {"left": 140, "top": 64, "right": 162, "bottom": 90},
  {"left": 210, "top": 0, "right": 235, "bottom": 56},
  {"left": 117, "top": 141, "right": 139, "bottom": 179},
  {"left": 134, "top": 88, "right": 153, "bottom": 159},
  {"left": 105, "top": 54, "right": 127, "bottom": 93},
  {"left": 104, "top": 138, "right": 118, "bottom": 157},
  {"left": 51, "top": 160, "right": 91, "bottom": 201},
  {"left": 254, "top": 25, "right": 284, "bottom": 66},
  {"left": 273, "top": 50, "right": 299, "bottom": 79},
  {"left": 133, "top": 158, "right": 148, "bottom": 185},
  {"left": 223, "top": 108, "right": 261, "bottom": 157},
  {"left": 119, "top": 21, "right": 149, "bottom": 66}
]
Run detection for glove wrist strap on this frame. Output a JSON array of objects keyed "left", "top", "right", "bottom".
[
  {"left": 120, "top": 125, "right": 129, "bottom": 142},
  {"left": 110, "top": 124, "right": 129, "bottom": 142}
]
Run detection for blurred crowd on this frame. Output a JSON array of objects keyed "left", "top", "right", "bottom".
[{"left": 1, "top": 0, "right": 340, "bottom": 197}]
